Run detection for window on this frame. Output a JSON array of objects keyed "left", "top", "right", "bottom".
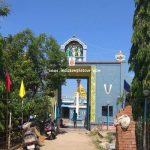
[{"left": 102, "top": 106, "right": 113, "bottom": 117}]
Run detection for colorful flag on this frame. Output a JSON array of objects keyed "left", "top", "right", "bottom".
[
  {"left": 122, "top": 80, "right": 130, "bottom": 108},
  {"left": 124, "top": 80, "right": 130, "bottom": 92},
  {"left": 6, "top": 71, "right": 11, "bottom": 93},
  {"left": 19, "top": 80, "right": 26, "bottom": 98}
]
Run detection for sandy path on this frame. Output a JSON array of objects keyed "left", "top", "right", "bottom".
[{"left": 41, "top": 128, "right": 97, "bottom": 150}]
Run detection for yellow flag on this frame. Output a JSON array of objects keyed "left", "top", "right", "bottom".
[{"left": 19, "top": 80, "right": 26, "bottom": 98}]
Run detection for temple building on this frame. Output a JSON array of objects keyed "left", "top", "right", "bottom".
[{"left": 57, "top": 36, "right": 129, "bottom": 129}]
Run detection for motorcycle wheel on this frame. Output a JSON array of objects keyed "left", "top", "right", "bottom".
[
  {"left": 35, "top": 145, "right": 40, "bottom": 150},
  {"left": 52, "top": 132, "right": 56, "bottom": 139},
  {"left": 49, "top": 134, "right": 53, "bottom": 140},
  {"left": 48, "top": 133, "right": 54, "bottom": 140}
]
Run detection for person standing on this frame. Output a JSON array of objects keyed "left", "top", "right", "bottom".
[{"left": 72, "top": 110, "right": 77, "bottom": 128}]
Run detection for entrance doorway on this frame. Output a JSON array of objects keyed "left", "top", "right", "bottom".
[
  {"left": 62, "top": 107, "right": 69, "bottom": 118},
  {"left": 60, "top": 78, "right": 89, "bottom": 129}
]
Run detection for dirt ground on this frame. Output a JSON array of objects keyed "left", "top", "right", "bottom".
[{"left": 41, "top": 128, "right": 97, "bottom": 150}]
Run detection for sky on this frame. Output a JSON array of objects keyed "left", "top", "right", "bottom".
[
  {"left": 62, "top": 79, "right": 87, "bottom": 98},
  {"left": 0, "top": 0, "right": 135, "bottom": 96}
]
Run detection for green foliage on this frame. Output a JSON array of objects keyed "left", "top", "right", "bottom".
[
  {"left": 2, "top": 29, "right": 67, "bottom": 98},
  {"left": 29, "top": 96, "right": 53, "bottom": 131},
  {"left": 135, "top": 117, "right": 143, "bottom": 149},
  {"left": 105, "top": 132, "right": 115, "bottom": 143},
  {"left": 129, "top": 0, "right": 150, "bottom": 93},
  {"left": 116, "top": 94, "right": 124, "bottom": 105},
  {"left": 0, "top": 97, "right": 5, "bottom": 130},
  {"left": 128, "top": 0, "right": 150, "bottom": 119},
  {"left": 93, "top": 138, "right": 105, "bottom": 150},
  {"left": 45, "top": 37, "right": 68, "bottom": 96},
  {"left": 90, "top": 130, "right": 115, "bottom": 150},
  {"left": 0, "top": 0, "right": 10, "bottom": 16},
  {"left": 0, "top": 29, "right": 68, "bottom": 132}
]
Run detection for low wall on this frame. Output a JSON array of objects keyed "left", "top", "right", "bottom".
[{"left": 115, "top": 105, "right": 137, "bottom": 150}]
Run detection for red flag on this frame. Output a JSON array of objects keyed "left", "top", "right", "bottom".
[{"left": 6, "top": 72, "right": 11, "bottom": 93}]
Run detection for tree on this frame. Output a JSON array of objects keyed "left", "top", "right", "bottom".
[
  {"left": 44, "top": 37, "right": 68, "bottom": 96},
  {"left": 0, "top": 29, "right": 68, "bottom": 132},
  {"left": 0, "top": 0, "right": 10, "bottom": 16},
  {"left": 2, "top": 29, "right": 68, "bottom": 97},
  {"left": 129, "top": 0, "right": 150, "bottom": 96},
  {"left": 0, "top": 36, "right": 7, "bottom": 131},
  {"left": 128, "top": 1, "right": 150, "bottom": 118},
  {"left": 0, "top": 0, "right": 10, "bottom": 133}
]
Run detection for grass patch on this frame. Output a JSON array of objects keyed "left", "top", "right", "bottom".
[
  {"left": 89, "top": 130, "right": 116, "bottom": 150},
  {"left": 89, "top": 130, "right": 98, "bottom": 136},
  {"left": 105, "top": 132, "right": 115, "bottom": 143},
  {"left": 93, "top": 138, "right": 106, "bottom": 150}
]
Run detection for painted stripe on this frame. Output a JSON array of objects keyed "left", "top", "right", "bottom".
[{"left": 90, "top": 66, "right": 96, "bottom": 122}]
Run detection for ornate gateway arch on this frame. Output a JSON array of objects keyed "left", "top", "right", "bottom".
[{"left": 57, "top": 36, "right": 126, "bottom": 130}]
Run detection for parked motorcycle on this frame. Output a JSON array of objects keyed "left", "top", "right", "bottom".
[
  {"left": 22, "top": 122, "right": 40, "bottom": 150},
  {"left": 44, "top": 119, "right": 56, "bottom": 140}
]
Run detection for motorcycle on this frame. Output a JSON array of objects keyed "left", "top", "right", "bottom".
[
  {"left": 22, "top": 122, "right": 40, "bottom": 150},
  {"left": 44, "top": 119, "right": 56, "bottom": 140}
]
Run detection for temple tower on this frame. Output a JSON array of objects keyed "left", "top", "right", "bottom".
[{"left": 61, "top": 36, "right": 87, "bottom": 62}]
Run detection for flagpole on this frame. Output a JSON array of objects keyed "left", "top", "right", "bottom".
[
  {"left": 5, "top": 93, "right": 12, "bottom": 150},
  {"left": 6, "top": 92, "right": 9, "bottom": 149},
  {"left": 21, "top": 99, "right": 24, "bottom": 139},
  {"left": 19, "top": 80, "right": 26, "bottom": 137},
  {"left": 5, "top": 71, "right": 12, "bottom": 149},
  {"left": 21, "top": 100, "right": 24, "bottom": 127},
  {"left": 8, "top": 112, "right": 12, "bottom": 150}
]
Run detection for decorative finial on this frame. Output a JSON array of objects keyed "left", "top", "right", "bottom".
[{"left": 115, "top": 50, "right": 125, "bottom": 62}]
